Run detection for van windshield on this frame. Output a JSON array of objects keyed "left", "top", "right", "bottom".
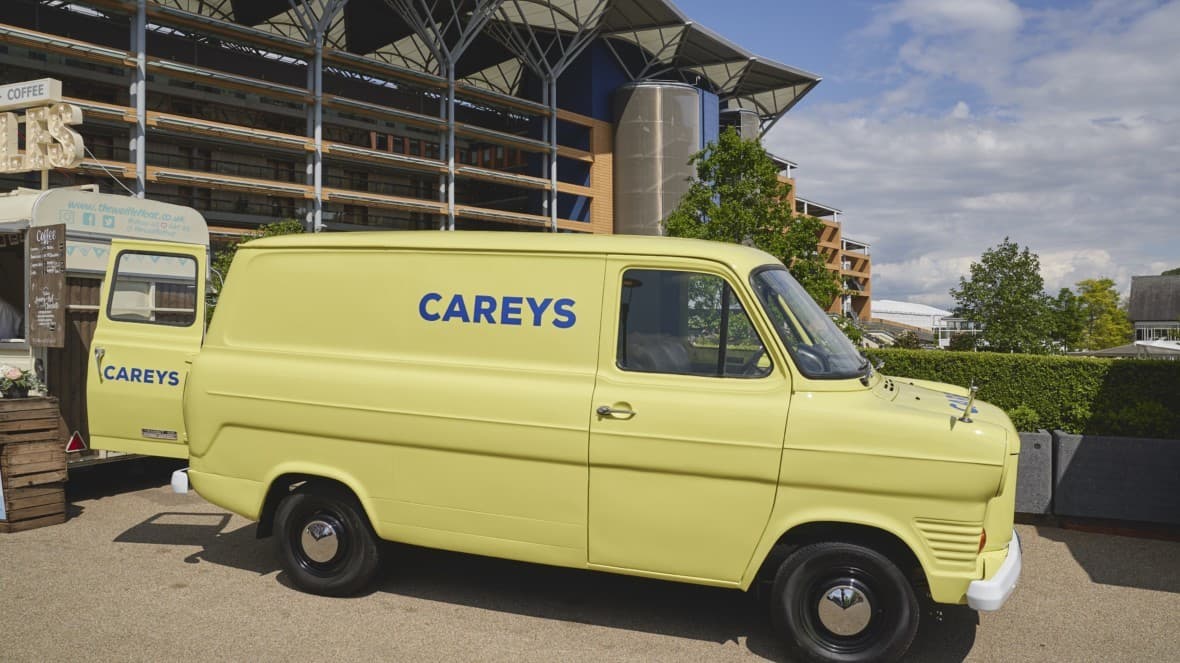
[{"left": 750, "top": 267, "right": 866, "bottom": 380}]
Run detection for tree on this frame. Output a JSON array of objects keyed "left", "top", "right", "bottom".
[
  {"left": 664, "top": 128, "right": 840, "bottom": 308},
  {"left": 1162, "top": 267, "right": 1180, "bottom": 276},
  {"left": 893, "top": 330, "right": 922, "bottom": 349},
  {"left": 950, "top": 237, "right": 1051, "bottom": 354},
  {"left": 947, "top": 333, "right": 978, "bottom": 351},
  {"left": 1076, "top": 278, "right": 1131, "bottom": 350},
  {"left": 1049, "top": 287, "right": 1085, "bottom": 352},
  {"left": 832, "top": 315, "right": 864, "bottom": 346}
]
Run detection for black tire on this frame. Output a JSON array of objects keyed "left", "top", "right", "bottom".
[
  {"left": 274, "top": 485, "right": 382, "bottom": 596},
  {"left": 771, "top": 542, "right": 919, "bottom": 663}
]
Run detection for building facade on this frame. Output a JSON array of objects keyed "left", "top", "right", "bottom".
[
  {"left": 2, "top": 0, "right": 867, "bottom": 310},
  {"left": 1129, "top": 275, "right": 1180, "bottom": 341},
  {"left": 791, "top": 196, "right": 871, "bottom": 321}
]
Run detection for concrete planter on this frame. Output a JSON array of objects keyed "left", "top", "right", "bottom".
[
  {"left": 1016, "top": 430, "right": 1052, "bottom": 514},
  {"left": 1053, "top": 431, "right": 1180, "bottom": 526}
]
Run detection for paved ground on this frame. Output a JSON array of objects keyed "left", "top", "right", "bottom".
[{"left": 3, "top": 459, "right": 1179, "bottom": 662}]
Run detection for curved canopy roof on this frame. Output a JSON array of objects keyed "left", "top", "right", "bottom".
[{"left": 152, "top": 0, "right": 819, "bottom": 127}]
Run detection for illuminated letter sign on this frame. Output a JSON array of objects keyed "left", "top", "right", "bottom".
[{"left": 0, "top": 79, "right": 84, "bottom": 173}]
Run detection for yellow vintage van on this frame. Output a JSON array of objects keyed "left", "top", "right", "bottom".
[{"left": 86, "top": 232, "right": 1020, "bottom": 663}]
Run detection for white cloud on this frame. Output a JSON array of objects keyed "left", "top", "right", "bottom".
[
  {"left": 1039, "top": 249, "right": 1131, "bottom": 294},
  {"left": 887, "top": 0, "right": 1024, "bottom": 35},
  {"left": 769, "top": 0, "right": 1180, "bottom": 306},
  {"left": 858, "top": 0, "right": 1025, "bottom": 91},
  {"left": 873, "top": 256, "right": 975, "bottom": 309}
]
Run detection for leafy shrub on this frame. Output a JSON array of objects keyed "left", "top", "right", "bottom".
[
  {"left": 865, "top": 348, "right": 1180, "bottom": 439},
  {"left": 893, "top": 330, "right": 922, "bottom": 349},
  {"left": 1096, "top": 401, "right": 1177, "bottom": 439},
  {"left": 1007, "top": 405, "right": 1041, "bottom": 433}
]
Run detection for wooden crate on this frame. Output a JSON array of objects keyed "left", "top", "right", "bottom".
[{"left": 1, "top": 397, "right": 68, "bottom": 533}]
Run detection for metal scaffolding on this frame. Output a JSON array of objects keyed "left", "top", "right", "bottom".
[
  {"left": 382, "top": 0, "right": 504, "bottom": 231},
  {"left": 484, "top": 0, "right": 609, "bottom": 231},
  {"left": 287, "top": 0, "right": 350, "bottom": 232},
  {"left": 101, "top": 0, "right": 820, "bottom": 232}
]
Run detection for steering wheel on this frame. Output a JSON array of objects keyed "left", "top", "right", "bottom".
[
  {"left": 737, "top": 347, "right": 767, "bottom": 376},
  {"left": 793, "top": 345, "right": 830, "bottom": 375}
]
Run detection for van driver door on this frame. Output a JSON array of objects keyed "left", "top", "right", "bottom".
[
  {"left": 587, "top": 258, "right": 791, "bottom": 584},
  {"left": 86, "top": 239, "right": 206, "bottom": 458}
]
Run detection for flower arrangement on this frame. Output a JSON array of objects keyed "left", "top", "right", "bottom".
[{"left": 0, "top": 364, "right": 45, "bottom": 399}]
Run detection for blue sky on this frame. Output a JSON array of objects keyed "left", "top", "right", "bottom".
[{"left": 674, "top": 0, "right": 1180, "bottom": 309}]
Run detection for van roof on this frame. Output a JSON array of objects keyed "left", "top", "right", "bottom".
[{"left": 244, "top": 231, "right": 784, "bottom": 273}]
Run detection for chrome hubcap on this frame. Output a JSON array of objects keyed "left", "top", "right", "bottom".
[
  {"left": 817, "top": 584, "right": 872, "bottom": 636},
  {"left": 301, "top": 519, "right": 340, "bottom": 563}
]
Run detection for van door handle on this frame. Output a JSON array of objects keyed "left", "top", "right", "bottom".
[
  {"left": 596, "top": 405, "right": 636, "bottom": 418},
  {"left": 94, "top": 347, "right": 105, "bottom": 382}
]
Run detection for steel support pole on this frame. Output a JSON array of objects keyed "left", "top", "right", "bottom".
[
  {"left": 540, "top": 82, "right": 549, "bottom": 222},
  {"left": 130, "top": 0, "right": 146, "bottom": 197},
  {"left": 304, "top": 52, "right": 315, "bottom": 229},
  {"left": 312, "top": 38, "right": 324, "bottom": 232},
  {"left": 437, "top": 89, "right": 447, "bottom": 229},
  {"left": 446, "top": 62, "right": 456, "bottom": 231},
  {"left": 548, "top": 77, "right": 558, "bottom": 232}
]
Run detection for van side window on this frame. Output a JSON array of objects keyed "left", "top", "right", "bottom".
[
  {"left": 107, "top": 251, "right": 198, "bottom": 327},
  {"left": 617, "top": 269, "right": 771, "bottom": 378}
]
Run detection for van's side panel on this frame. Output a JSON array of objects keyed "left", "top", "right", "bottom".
[
  {"left": 187, "top": 248, "right": 604, "bottom": 568},
  {"left": 587, "top": 257, "right": 791, "bottom": 584}
]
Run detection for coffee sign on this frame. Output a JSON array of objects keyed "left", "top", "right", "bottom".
[
  {"left": 0, "top": 79, "right": 84, "bottom": 173},
  {"left": 26, "top": 223, "right": 66, "bottom": 348},
  {"left": 0, "top": 79, "right": 61, "bottom": 110}
]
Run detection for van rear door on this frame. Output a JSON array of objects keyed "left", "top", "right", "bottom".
[{"left": 86, "top": 239, "right": 206, "bottom": 459}]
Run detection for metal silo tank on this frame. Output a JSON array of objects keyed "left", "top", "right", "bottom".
[{"left": 613, "top": 82, "right": 702, "bottom": 236}]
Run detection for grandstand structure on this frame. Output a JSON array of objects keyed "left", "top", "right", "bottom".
[{"left": 2, "top": 0, "right": 869, "bottom": 311}]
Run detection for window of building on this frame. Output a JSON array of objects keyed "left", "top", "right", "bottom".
[
  {"left": 616, "top": 269, "right": 771, "bottom": 378},
  {"left": 180, "top": 146, "right": 212, "bottom": 171},
  {"left": 346, "top": 170, "right": 369, "bottom": 192},
  {"left": 268, "top": 159, "right": 297, "bottom": 183},
  {"left": 88, "top": 134, "right": 116, "bottom": 160},
  {"left": 1137, "top": 326, "right": 1180, "bottom": 341},
  {"left": 341, "top": 204, "right": 369, "bottom": 227}
]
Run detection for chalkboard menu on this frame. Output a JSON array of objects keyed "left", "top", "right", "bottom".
[{"left": 26, "top": 223, "right": 65, "bottom": 348}]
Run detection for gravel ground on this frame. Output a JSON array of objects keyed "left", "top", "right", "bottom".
[{"left": 2, "top": 459, "right": 1179, "bottom": 662}]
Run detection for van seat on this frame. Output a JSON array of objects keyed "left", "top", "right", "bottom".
[{"left": 626, "top": 333, "right": 693, "bottom": 374}]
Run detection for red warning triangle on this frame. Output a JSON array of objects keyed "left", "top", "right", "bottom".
[{"left": 65, "top": 431, "right": 88, "bottom": 453}]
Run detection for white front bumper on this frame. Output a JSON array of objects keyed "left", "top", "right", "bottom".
[{"left": 967, "top": 529, "right": 1021, "bottom": 611}]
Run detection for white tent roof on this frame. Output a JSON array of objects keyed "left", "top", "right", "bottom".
[{"left": 872, "top": 299, "right": 952, "bottom": 318}]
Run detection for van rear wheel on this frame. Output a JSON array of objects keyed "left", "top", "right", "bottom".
[
  {"left": 274, "top": 486, "right": 381, "bottom": 596},
  {"left": 771, "top": 542, "right": 918, "bottom": 663}
]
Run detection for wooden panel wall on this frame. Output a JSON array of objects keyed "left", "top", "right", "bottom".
[{"left": 46, "top": 277, "right": 101, "bottom": 449}]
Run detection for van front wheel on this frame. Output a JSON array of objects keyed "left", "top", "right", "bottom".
[
  {"left": 771, "top": 542, "right": 919, "bottom": 663},
  {"left": 274, "top": 486, "right": 381, "bottom": 596}
]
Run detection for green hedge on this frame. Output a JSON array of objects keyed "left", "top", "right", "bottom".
[{"left": 864, "top": 349, "right": 1180, "bottom": 439}]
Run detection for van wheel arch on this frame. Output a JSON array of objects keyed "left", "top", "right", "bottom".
[
  {"left": 755, "top": 522, "right": 927, "bottom": 595},
  {"left": 256, "top": 474, "right": 359, "bottom": 539}
]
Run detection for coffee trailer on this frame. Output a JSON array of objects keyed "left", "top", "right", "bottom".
[{"left": 0, "top": 186, "right": 208, "bottom": 466}]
